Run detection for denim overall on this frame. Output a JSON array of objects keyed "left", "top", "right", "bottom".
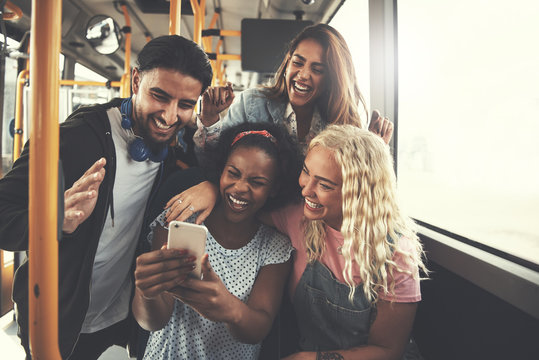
[{"left": 293, "top": 260, "right": 376, "bottom": 351}]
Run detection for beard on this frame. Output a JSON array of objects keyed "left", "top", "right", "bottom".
[{"left": 133, "top": 104, "right": 178, "bottom": 154}]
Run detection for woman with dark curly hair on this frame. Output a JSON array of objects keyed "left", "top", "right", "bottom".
[{"left": 132, "top": 123, "right": 302, "bottom": 360}]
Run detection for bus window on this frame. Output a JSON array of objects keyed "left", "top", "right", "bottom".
[
  {"left": 2, "top": 37, "right": 21, "bottom": 174},
  {"left": 70, "top": 63, "right": 117, "bottom": 113},
  {"left": 329, "top": 0, "right": 370, "bottom": 125},
  {"left": 397, "top": 0, "right": 539, "bottom": 266}
]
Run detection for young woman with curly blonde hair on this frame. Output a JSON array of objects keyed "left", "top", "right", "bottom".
[{"left": 269, "top": 125, "right": 427, "bottom": 360}]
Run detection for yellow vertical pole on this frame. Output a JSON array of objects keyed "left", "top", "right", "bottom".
[
  {"left": 169, "top": 0, "right": 182, "bottom": 35},
  {"left": 28, "top": 0, "right": 62, "bottom": 357},
  {"left": 190, "top": 0, "right": 201, "bottom": 45},
  {"left": 13, "top": 69, "right": 29, "bottom": 161},
  {"left": 120, "top": 4, "right": 131, "bottom": 97}
]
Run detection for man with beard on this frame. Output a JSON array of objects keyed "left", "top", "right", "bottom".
[{"left": 0, "top": 35, "right": 212, "bottom": 359}]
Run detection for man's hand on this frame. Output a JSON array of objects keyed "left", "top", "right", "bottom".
[
  {"left": 199, "top": 82, "right": 235, "bottom": 127},
  {"left": 368, "top": 110, "right": 394, "bottom": 145},
  {"left": 62, "top": 157, "right": 106, "bottom": 234}
]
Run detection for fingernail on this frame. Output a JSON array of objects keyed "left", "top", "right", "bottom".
[{"left": 187, "top": 256, "right": 196, "bottom": 262}]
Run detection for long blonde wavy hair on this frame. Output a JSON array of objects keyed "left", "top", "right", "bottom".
[
  {"left": 264, "top": 24, "right": 368, "bottom": 127},
  {"left": 303, "top": 125, "right": 427, "bottom": 303}
]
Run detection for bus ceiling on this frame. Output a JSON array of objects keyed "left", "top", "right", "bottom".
[{"left": 4, "top": 0, "right": 341, "bottom": 90}]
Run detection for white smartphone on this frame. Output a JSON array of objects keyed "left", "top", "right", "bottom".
[{"left": 167, "top": 221, "right": 208, "bottom": 278}]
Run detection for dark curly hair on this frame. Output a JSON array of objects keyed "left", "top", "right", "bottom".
[{"left": 208, "top": 123, "right": 302, "bottom": 212}]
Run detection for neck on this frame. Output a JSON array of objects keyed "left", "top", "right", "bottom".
[
  {"left": 205, "top": 205, "right": 260, "bottom": 249},
  {"left": 293, "top": 104, "right": 315, "bottom": 141}
]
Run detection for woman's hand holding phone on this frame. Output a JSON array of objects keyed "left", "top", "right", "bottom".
[
  {"left": 168, "top": 254, "right": 241, "bottom": 324},
  {"left": 134, "top": 245, "right": 196, "bottom": 300}
]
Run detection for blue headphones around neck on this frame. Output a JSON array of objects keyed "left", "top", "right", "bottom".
[{"left": 120, "top": 97, "right": 168, "bottom": 163}]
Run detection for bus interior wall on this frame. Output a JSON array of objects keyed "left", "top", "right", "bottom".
[{"left": 414, "top": 260, "right": 539, "bottom": 360}]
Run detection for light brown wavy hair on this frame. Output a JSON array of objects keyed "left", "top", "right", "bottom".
[
  {"left": 303, "top": 125, "right": 427, "bottom": 303},
  {"left": 264, "top": 24, "right": 368, "bottom": 127}
]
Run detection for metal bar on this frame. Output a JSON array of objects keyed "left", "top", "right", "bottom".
[
  {"left": 122, "top": 1, "right": 153, "bottom": 40},
  {"left": 208, "top": 11, "right": 219, "bottom": 29},
  {"left": 219, "top": 30, "right": 241, "bottom": 37},
  {"left": 28, "top": 0, "right": 62, "bottom": 356},
  {"left": 13, "top": 69, "right": 28, "bottom": 161},
  {"left": 190, "top": 0, "right": 201, "bottom": 44},
  {"left": 120, "top": 4, "right": 131, "bottom": 97},
  {"left": 169, "top": 0, "right": 182, "bottom": 35},
  {"left": 60, "top": 79, "right": 121, "bottom": 87},
  {"left": 216, "top": 53, "right": 240, "bottom": 61},
  {"left": 214, "top": 38, "right": 222, "bottom": 85}
]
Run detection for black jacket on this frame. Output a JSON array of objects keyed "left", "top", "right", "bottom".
[{"left": 0, "top": 98, "right": 179, "bottom": 358}]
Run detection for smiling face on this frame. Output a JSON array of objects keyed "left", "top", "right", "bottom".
[
  {"left": 285, "top": 38, "right": 327, "bottom": 111},
  {"left": 131, "top": 67, "right": 202, "bottom": 148},
  {"left": 299, "top": 145, "right": 343, "bottom": 230},
  {"left": 219, "top": 146, "right": 278, "bottom": 224}
]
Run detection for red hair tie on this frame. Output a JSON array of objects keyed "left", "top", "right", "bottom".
[{"left": 231, "top": 130, "right": 277, "bottom": 146}]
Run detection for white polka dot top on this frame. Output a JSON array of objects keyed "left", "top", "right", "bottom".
[{"left": 142, "top": 211, "right": 293, "bottom": 360}]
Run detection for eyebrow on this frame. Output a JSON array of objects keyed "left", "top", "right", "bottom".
[
  {"left": 149, "top": 87, "right": 198, "bottom": 106},
  {"left": 303, "top": 163, "right": 339, "bottom": 186},
  {"left": 228, "top": 164, "right": 271, "bottom": 182},
  {"left": 292, "top": 54, "right": 326, "bottom": 68}
]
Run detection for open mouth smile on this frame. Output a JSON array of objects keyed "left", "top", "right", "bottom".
[
  {"left": 153, "top": 118, "right": 174, "bottom": 130},
  {"left": 292, "top": 80, "right": 312, "bottom": 95},
  {"left": 227, "top": 194, "right": 249, "bottom": 211},
  {"left": 305, "top": 198, "right": 322, "bottom": 209}
]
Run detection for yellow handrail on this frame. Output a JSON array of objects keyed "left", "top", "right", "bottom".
[
  {"left": 219, "top": 30, "right": 241, "bottom": 37},
  {"left": 28, "top": 0, "right": 62, "bottom": 357},
  {"left": 169, "top": 0, "right": 182, "bottom": 35},
  {"left": 3, "top": 1, "right": 22, "bottom": 21},
  {"left": 13, "top": 69, "right": 29, "bottom": 161},
  {"left": 60, "top": 79, "right": 121, "bottom": 87},
  {"left": 215, "top": 53, "right": 241, "bottom": 61},
  {"left": 120, "top": 3, "right": 131, "bottom": 97},
  {"left": 13, "top": 77, "right": 121, "bottom": 161}
]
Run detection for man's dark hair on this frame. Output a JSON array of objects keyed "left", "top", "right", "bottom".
[
  {"left": 209, "top": 123, "right": 303, "bottom": 212},
  {"left": 136, "top": 35, "right": 212, "bottom": 94}
]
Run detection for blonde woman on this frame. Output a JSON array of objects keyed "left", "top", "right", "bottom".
[
  {"left": 167, "top": 125, "right": 426, "bottom": 359},
  {"left": 272, "top": 125, "right": 426, "bottom": 359}
]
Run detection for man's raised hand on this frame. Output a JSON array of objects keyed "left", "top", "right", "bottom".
[{"left": 62, "top": 157, "right": 106, "bottom": 234}]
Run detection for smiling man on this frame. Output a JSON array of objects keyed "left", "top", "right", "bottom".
[{"left": 0, "top": 35, "right": 212, "bottom": 359}]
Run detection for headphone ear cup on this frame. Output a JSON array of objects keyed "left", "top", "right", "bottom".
[
  {"left": 128, "top": 138, "right": 150, "bottom": 162},
  {"left": 121, "top": 116, "right": 132, "bottom": 130},
  {"left": 149, "top": 146, "right": 168, "bottom": 163}
]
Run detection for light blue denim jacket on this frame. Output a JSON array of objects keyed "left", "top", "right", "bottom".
[
  {"left": 193, "top": 87, "right": 327, "bottom": 163},
  {"left": 193, "top": 88, "right": 286, "bottom": 157}
]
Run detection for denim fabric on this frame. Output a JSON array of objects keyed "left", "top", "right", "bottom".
[
  {"left": 293, "top": 260, "right": 376, "bottom": 351},
  {"left": 221, "top": 88, "right": 287, "bottom": 131}
]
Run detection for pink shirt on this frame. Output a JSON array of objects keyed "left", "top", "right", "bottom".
[{"left": 271, "top": 204, "right": 421, "bottom": 303}]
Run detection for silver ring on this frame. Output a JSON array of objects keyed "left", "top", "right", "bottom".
[
  {"left": 177, "top": 199, "right": 183, "bottom": 204},
  {"left": 189, "top": 205, "right": 195, "bottom": 211}
]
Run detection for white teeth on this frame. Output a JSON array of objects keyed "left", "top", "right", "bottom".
[
  {"left": 305, "top": 198, "right": 322, "bottom": 209},
  {"left": 229, "top": 194, "right": 247, "bottom": 206},
  {"left": 154, "top": 119, "right": 171, "bottom": 129},
  {"left": 294, "top": 82, "right": 311, "bottom": 93}
]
